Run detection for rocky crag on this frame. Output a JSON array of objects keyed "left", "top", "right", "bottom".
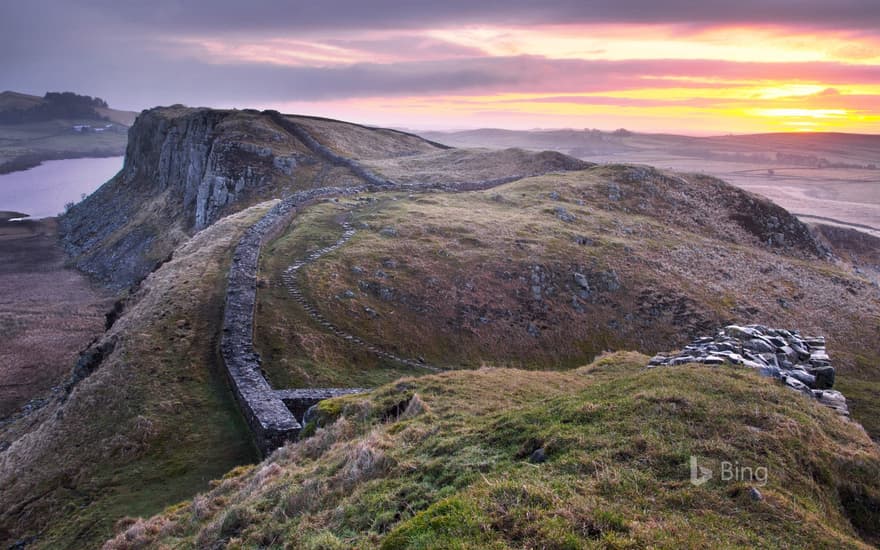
[
  {"left": 649, "top": 325, "right": 848, "bottom": 415},
  {"left": 54, "top": 105, "right": 602, "bottom": 456},
  {"left": 6, "top": 105, "right": 880, "bottom": 548},
  {"left": 59, "top": 106, "right": 588, "bottom": 290},
  {"left": 58, "top": 108, "right": 376, "bottom": 289}
]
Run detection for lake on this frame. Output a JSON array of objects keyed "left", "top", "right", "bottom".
[{"left": 0, "top": 156, "right": 124, "bottom": 219}]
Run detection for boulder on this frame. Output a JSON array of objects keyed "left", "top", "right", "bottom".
[
  {"left": 724, "top": 325, "right": 759, "bottom": 339},
  {"left": 529, "top": 448, "right": 547, "bottom": 464},
  {"left": 784, "top": 376, "right": 811, "bottom": 395},
  {"left": 789, "top": 370, "right": 817, "bottom": 388},
  {"left": 744, "top": 338, "right": 775, "bottom": 354}
]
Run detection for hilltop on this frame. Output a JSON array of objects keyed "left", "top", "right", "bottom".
[
  {"left": 109, "top": 358, "right": 880, "bottom": 548},
  {"left": 0, "top": 106, "right": 878, "bottom": 548},
  {"left": 0, "top": 91, "right": 135, "bottom": 174},
  {"left": 0, "top": 107, "right": 588, "bottom": 548},
  {"left": 421, "top": 128, "right": 880, "bottom": 238},
  {"left": 58, "top": 107, "right": 587, "bottom": 289}
]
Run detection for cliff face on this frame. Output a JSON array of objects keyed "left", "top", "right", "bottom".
[
  {"left": 58, "top": 107, "right": 363, "bottom": 289},
  {"left": 123, "top": 108, "right": 308, "bottom": 230}
]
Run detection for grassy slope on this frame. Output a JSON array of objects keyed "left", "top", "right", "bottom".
[
  {"left": 0, "top": 204, "right": 279, "bottom": 548},
  {"left": 107, "top": 353, "right": 880, "bottom": 548},
  {"left": 362, "top": 147, "right": 589, "bottom": 185},
  {"left": 291, "top": 116, "right": 443, "bottom": 160},
  {"left": 257, "top": 199, "right": 429, "bottom": 389},
  {"left": 256, "top": 167, "right": 880, "bottom": 440}
]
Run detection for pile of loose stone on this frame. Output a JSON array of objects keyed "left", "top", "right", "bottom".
[{"left": 649, "top": 325, "right": 849, "bottom": 416}]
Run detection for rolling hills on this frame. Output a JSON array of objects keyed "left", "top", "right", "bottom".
[
  {"left": 420, "top": 128, "right": 880, "bottom": 238},
  {"left": 0, "top": 107, "right": 878, "bottom": 548}
]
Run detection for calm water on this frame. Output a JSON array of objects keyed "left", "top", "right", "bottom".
[{"left": 0, "top": 156, "right": 124, "bottom": 219}]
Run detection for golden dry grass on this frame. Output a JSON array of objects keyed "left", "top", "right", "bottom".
[
  {"left": 105, "top": 354, "right": 880, "bottom": 548},
  {"left": 0, "top": 203, "right": 276, "bottom": 549}
]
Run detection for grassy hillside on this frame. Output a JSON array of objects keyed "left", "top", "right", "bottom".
[
  {"left": 107, "top": 353, "right": 880, "bottom": 548},
  {"left": 0, "top": 91, "right": 44, "bottom": 111},
  {"left": 0, "top": 204, "right": 278, "bottom": 548},
  {"left": 256, "top": 166, "right": 880, "bottom": 440},
  {"left": 0, "top": 107, "right": 595, "bottom": 546},
  {"left": 4, "top": 105, "right": 877, "bottom": 548},
  {"left": 362, "top": 147, "right": 589, "bottom": 186},
  {"left": 290, "top": 115, "right": 446, "bottom": 160},
  {"left": 420, "top": 128, "right": 880, "bottom": 237}
]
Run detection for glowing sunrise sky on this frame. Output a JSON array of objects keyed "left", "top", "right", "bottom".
[{"left": 3, "top": 1, "right": 879, "bottom": 134}]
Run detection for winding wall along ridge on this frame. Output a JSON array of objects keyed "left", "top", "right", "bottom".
[
  {"left": 264, "top": 111, "right": 394, "bottom": 188},
  {"left": 221, "top": 117, "right": 592, "bottom": 454},
  {"left": 220, "top": 185, "right": 364, "bottom": 456}
]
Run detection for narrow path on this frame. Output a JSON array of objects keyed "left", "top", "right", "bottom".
[{"left": 280, "top": 220, "right": 441, "bottom": 372}]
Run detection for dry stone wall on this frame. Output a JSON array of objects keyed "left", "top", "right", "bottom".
[
  {"left": 649, "top": 325, "right": 849, "bottom": 415},
  {"left": 264, "top": 112, "right": 393, "bottom": 188},
  {"left": 220, "top": 186, "right": 365, "bottom": 456}
]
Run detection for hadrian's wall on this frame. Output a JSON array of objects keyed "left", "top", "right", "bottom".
[{"left": 219, "top": 186, "right": 365, "bottom": 456}]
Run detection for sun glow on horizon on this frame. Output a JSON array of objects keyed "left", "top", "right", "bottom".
[{"left": 182, "top": 22, "right": 880, "bottom": 134}]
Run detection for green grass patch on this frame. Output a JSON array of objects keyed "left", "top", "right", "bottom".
[{"left": 106, "top": 355, "right": 880, "bottom": 548}]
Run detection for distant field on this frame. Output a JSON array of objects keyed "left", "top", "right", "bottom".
[
  {"left": 0, "top": 89, "right": 135, "bottom": 173},
  {"left": 423, "top": 129, "right": 880, "bottom": 236},
  {"left": 589, "top": 153, "right": 880, "bottom": 236},
  {"left": 0, "top": 119, "right": 128, "bottom": 174}
]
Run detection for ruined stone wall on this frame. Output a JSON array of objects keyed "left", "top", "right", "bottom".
[
  {"left": 264, "top": 111, "right": 394, "bottom": 188},
  {"left": 220, "top": 186, "right": 364, "bottom": 456}
]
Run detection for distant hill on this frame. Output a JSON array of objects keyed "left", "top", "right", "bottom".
[
  {"left": 0, "top": 91, "right": 135, "bottom": 126},
  {"left": 420, "top": 128, "right": 880, "bottom": 168},
  {"left": 0, "top": 91, "right": 44, "bottom": 111},
  {"left": 0, "top": 91, "right": 136, "bottom": 174},
  {"left": 421, "top": 128, "right": 880, "bottom": 236}
]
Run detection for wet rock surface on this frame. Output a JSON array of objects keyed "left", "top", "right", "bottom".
[{"left": 649, "top": 325, "right": 849, "bottom": 416}]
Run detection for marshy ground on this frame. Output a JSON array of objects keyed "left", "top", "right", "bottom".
[{"left": 0, "top": 214, "right": 112, "bottom": 417}]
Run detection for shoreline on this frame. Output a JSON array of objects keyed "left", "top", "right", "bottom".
[{"left": 0, "top": 148, "right": 125, "bottom": 175}]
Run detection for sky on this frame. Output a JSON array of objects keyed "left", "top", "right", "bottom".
[{"left": 2, "top": 1, "right": 879, "bottom": 134}]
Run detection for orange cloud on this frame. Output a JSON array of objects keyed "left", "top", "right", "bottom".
[{"left": 167, "top": 22, "right": 880, "bottom": 133}]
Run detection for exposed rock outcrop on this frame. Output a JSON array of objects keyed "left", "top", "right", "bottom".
[
  {"left": 59, "top": 107, "right": 369, "bottom": 289},
  {"left": 605, "top": 168, "right": 830, "bottom": 259},
  {"left": 58, "top": 106, "right": 591, "bottom": 291},
  {"left": 649, "top": 325, "right": 848, "bottom": 415}
]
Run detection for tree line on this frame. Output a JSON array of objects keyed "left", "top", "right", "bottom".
[{"left": 0, "top": 91, "right": 110, "bottom": 124}]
